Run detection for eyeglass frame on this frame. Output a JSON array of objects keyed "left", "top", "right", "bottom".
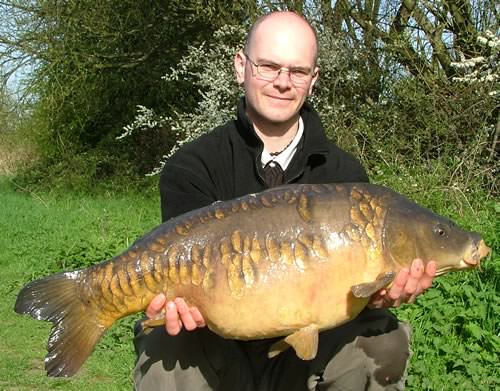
[{"left": 243, "top": 52, "right": 318, "bottom": 86}]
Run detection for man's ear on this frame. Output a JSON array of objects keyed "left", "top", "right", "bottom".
[
  {"left": 234, "top": 50, "right": 246, "bottom": 86},
  {"left": 308, "top": 66, "right": 320, "bottom": 96}
]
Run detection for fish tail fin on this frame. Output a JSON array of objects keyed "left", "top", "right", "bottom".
[{"left": 14, "top": 271, "right": 107, "bottom": 377}]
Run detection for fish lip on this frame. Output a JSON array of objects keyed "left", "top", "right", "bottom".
[
  {"left": 460, "top": 259, "right": 479, "bottom": 268},
  {"left": 463, "top": 239, "right": 490, "bottom": 267},
  {"left": 478, "top": 239, "right": 491, "bottom": 258},
  {"left": 435, "top": 261, "right": 475, "bottom": 276}
]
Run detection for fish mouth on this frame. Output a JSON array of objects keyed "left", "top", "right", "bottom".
[
  {"left": 435, "top": 240, "right": 490, "bottom": 276},
  {"left": 458, "top": 239, "right": 490, "bottom": 271},
  {"left": 435, "top": 263, "right": 471, "bottom": 276},
  {"left": 435, "top": 260, "right": 479, "bottom": 276}
]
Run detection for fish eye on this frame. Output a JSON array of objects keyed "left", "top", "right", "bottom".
[{"left": 434, "top": 225, "right": 446, "bottom": 237}]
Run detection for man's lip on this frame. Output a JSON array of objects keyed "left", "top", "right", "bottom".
[{"left": 266, "top": 95, "right": 293, "bottom": 101}]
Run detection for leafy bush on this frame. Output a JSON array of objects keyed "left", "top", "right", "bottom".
[
  {"left": 120, "top": 24, "right": 246, "bottom": 174},
  {"left": 3, "top": 0, "right": 260, "bottom": 189},
  {"left": 0, "top": 88, "right": 36, "bottom": 175}
]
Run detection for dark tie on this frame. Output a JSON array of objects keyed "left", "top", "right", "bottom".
[{"left": 263, "top": 161, "right": 284, "bottom": 187}]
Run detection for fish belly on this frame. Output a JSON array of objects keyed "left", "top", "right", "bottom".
[{"left": 194, "top": 246, "right": 381, "bottom": 340}]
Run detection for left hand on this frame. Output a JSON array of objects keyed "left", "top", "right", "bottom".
[
  {"left": 369, "top": 258, "right": 437, "bottom": 308},
  {"left": 145, "top": 294, "right": 206, "bottom": 336}
]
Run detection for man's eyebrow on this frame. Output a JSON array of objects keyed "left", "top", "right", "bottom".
[
  {"left": 291, "top": 65, "right": 312, "bottom": 72},
  {"left": 254, "top": 58, "right": 280, "bottom": 66}
]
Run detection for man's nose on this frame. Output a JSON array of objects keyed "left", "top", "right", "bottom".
[{"left": 273, "top": 69, "right": 293, "bottom": 89}]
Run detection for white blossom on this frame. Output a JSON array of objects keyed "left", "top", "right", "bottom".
[
  {"left": 477, "top": 36, "right": 488, "bottom": 45},
  {"left": 451, "top": 30, "right": 499, "bottom": 89}
]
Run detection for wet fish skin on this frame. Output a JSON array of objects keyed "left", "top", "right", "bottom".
[{"left": 14, "top": 183, "right": 490, "bottom": 377}]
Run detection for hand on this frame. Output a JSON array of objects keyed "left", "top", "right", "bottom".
[
  {"left": 145, "top": 294, "right": 206, "bottom": 336},
  {"left": 369, "top": 259, "right": 437, "bottom": 309}
]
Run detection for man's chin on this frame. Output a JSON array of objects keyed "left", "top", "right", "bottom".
[
  {"left": 247, "top": 101, "right": 300, "bottom": 128},
  {"left": 262, "top": 106, "right": 300, "bottom": 124}
]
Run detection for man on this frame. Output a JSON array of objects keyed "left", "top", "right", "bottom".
[{"left": 133, "top": 11, "right": 436, "bottom": 390}]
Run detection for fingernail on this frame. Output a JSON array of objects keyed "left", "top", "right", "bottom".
[{"left": 167, "top": 301, "right": 176, "bottom": 310}]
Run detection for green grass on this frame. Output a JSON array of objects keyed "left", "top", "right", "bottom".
[
  {"left": 0, "top": 177, "right": 159, "bottom": 390},
  {"left": 0, "top": 175, "right": 498, "bottom": 390},
  {"left": 373, "top": 162, "right": 499, "bottom": 390}
]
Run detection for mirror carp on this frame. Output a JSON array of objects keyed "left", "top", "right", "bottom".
[{"left": 14, "top": 183, "right": 490, "bottom": 377}]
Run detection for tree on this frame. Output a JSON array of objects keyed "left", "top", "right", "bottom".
[
  {"left": 0, "top": 0, "right": 259, "bottom": 175},
  {"left": 318, "top": 0, "right": 498, "bottom": 82}
]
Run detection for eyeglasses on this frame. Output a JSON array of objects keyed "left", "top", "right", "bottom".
[{"left": 244, "top": 53, "right": 316, "bottom": 86}]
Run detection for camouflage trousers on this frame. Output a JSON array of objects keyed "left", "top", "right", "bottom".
[{"left": 133, "top": 308, "right": 411, "bottom": 391}]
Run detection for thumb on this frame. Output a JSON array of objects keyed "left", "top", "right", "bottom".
[{"left": 146, "top": 293, "right": 167, "bottom": 318}]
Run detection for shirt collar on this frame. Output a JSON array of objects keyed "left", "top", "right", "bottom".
[{"left": 261, "top": 117, "right": 304, "bottom": 170}]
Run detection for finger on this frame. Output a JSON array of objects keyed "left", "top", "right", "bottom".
[
  {"left": 367, "top": 298, "right": 383, "bottom": 309},
  {"left": 387, "top": 268, "right": 409, "bottom": 300},
  {"left": 145, "top": 293, "right": 166, "bottom": 318},
  {"left": 419, "top": 261, "right": 437, "bottom": 291},
  {"left": 370, "top": 288, "right": 406, "bottom": 309},
  {"left": 165, "top": 301, "right": 182, "bottom": 336},
  {"left": 404, "top": 259, "right": 424, "bottom": 296},
  {"left": 190, "top": 306, "right": 206, "bottom": 327},
  {"left": 368, "top": 288, "right": 387, "bottom": 306},
  {"left": 410, "top": 258, "right": 424, "bottom": 279},
  {"left": 175, "top": 298, "right": 197, "bottom": 331},
  {"left": 372, "top": 296, "right": 393, "bottom": 309},
  {"left": 390, "top": 298, "right": 402, "bottom": 308},
  {"left": 410, "top": 260, "right": 437, "bottom": 299}
]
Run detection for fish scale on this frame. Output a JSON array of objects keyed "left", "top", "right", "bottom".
[{"left": 14, "top": 183, "right": 490, "bottom": 377}]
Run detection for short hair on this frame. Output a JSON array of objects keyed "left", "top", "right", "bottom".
[{"left": 243, "top": 12, "right": 318, "bottom": 65}]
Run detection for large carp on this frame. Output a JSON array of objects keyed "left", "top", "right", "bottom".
[{"left": 15, "top": 183, "right": 490, "bottom": 377}]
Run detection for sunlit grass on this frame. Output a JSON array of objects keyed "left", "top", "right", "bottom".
[
  {"left": 372, "top": 161, "right": 499, "bottom": 390},
  {"left": 0, "top": 177, "right": 159, "bottom": 390}
]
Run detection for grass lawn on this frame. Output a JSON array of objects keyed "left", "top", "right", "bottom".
[
  {"left": 0, "top": 176, "right": 498, "bottom": 390},
  {"left": 0, "top": 177, "right": 159, "bottom": 390}
]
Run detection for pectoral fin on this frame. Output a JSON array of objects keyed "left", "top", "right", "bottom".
[
  {"left": 268, "top": 324, "right": 319, "bottom": 360},
  {"left": 268, "top": 339, "right": 291, "bottom": 358},
  {"left": 140, "top": 309, "right": 166, "bottom": 335},
  {"left": 351, "top": 272, "right": 396, "bottom": 298}
]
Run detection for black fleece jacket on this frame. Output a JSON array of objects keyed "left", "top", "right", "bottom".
[{"left": 159, "top": 98, "right": 368, "bottom": 222}]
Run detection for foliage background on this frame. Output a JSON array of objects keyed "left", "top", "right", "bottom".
[
  {"left": 0, "top": 0, "right": 498, "bottom": 389},
  {"left": 0, "top": 0, "right": 497, "bottom": 193}
]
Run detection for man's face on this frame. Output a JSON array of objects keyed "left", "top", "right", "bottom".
[{"left": 235, "top": 14, "right": 319, "bottom": 130}]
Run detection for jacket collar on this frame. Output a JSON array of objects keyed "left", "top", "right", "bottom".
[{"left": 234, "top": 97, "right": 330, "bottom": 157}]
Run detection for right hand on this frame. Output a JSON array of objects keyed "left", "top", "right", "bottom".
[{"left": 146, "top": 294, "right": 206, "bottom": 336}]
